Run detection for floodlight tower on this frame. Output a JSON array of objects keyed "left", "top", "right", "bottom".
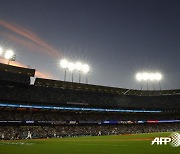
[
  {"left": 68, "top": 62, "right": 75, "bottom": 82},
  {"left": 75, "top": 62, "right": 82, "bottom": 83},
  {"left": 60, "top": 59, "right": 68, "bottom": 81},
  {"left": 5, "top": 50, "right": 15, "bottom": 65},
  {"left": 135, "top": 72, "right": 163, "bottom": 91},
  {"left": 0, "top": 46, "right": 16, "bottom": 65},
  {"left": 155, "top": 73, "right": 162, "bottom": 91},
  {"left": 60, "top": 59, "right": 90, "bottom": 84},
  {"left": 136, "top": 73, "right": 143, "bottom": 90},
  {"left": 143, "top": 72, "right": 149, "bottom": 90},
  {"left": 82, "top": 64, "right": 90, "bottom": 84}
]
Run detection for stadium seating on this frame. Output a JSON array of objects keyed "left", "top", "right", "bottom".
[
  {"left": 0, "top": 63, "right": 35, "bottom": 85},
  {"left": 0, "top": 84, "right": 180, "bottom": 110},
  {"left": 0, "top": 63, "right": 180, "bottom": 140},
  {"left": 0, "top": 63, "right": 35, "bottom": 76}
]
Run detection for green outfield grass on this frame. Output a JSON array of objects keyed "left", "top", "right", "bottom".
[{"left": 0, "top": 132, "right": 179, "bottom": 154}]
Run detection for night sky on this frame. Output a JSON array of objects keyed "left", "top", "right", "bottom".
[{"left": 0, "top": 0, "right": 180, "bottom": 90}]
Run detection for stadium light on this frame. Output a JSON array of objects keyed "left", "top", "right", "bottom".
[
  {"left": 135, "top": 72, "right": 163, "bottom": 90},
  {"left": 75, "top": 62, "right": 83, "bottom": 83},
  {"left": 4, "top": 49, "right": 16, "bottom": 65},
  {"left": 82, "top": 64, "right": 90, "bottom": 84},
  {"left": 60, "top": 59, "right": 91, "bottom": 83},
  {"left": 0, "top": 46, "right": 16, "bottom": 65},
  {"left": 60, "top": 59, "right": 69, "bottom": 81},
  {"left": 4, "top": 50, "right": 14, "bottom": 60},
  {"left": 136, "top": 73, "right": 142, "bottom": 81},
  {"left": 136, "top": 72, "right": 162, "bottom": 81},
  {"left": 67, "top": 62, "right": 75, "bottom": 82},
  {"left": 60, "top": 59, "right": 68, "bottom": 69},
  {"left": 75, "top": 62, "right": 82, "bottom": 71},
  {"left": 68, "top": 62, "right": 75, "bottom": 71},
  {"left": 155, "top": 73, "right": 162, "bottom": 81},
  {"left": 82, "top": 64, "right": 90, "bottom": 74}
]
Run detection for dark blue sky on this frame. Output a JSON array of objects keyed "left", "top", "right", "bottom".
[{"left": 0, "top": 0, "right": 180, "bottom": 90}]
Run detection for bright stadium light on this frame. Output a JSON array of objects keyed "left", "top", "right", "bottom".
[
  {"left": 59, "top": 58, "right": 91, "bottom": 83},
  {"left": 4, "top": 50, "right": 14, "bottom": 60},
  {"left": 60, "top": 59, "right": 69, "bottom": 81},
  {"left": 136, "top": 72, "right": 162, "bottom": 81},
  {"left": 136, "top": 73, "right": 142, "bottom": 81},
  {"left": 0, "top": 46, "right": 16, "bottom": 64},
  {"left": 155, "top": 73, "right": 162, "bottom": 81},
  {"left": 82, "top": 64, "right": 90, "bottom": 84},
  {"left": 68, "top": 62, "right": 75, "bottom": 71},
  {"left": 75, "top": 62, "right": 82, "bottom": 71},
  {"left": 142, "top": 72, "right": 149, "bottom": 81},
  {"left": 82, "top": 64, "right": 90, "bottom": 74},
  {"left": 75, "top": 62, "right": 83, "bottom": 83},
  {"left": 135, "top": 72, "right": 163, "bottom": 91},
  {"left": 149, "top": 73, "right": 155, "bottom": 81},
  {"left": 60, "top": 59, "right": 68, "bottom": 69}
]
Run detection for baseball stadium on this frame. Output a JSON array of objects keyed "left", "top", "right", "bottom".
[
  {"left": 0, "top": 62, "right": 179, "bottom": 154},
  {"left": 0, "top": 0, "right": 180, "bottom": 154}
]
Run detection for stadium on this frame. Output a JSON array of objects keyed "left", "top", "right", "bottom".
[
  {"left": 0, "top": 1, "right": 180, "bottom": 153},
  {"left": 0, "top": 62, "right": 179, "bottom": 154}
]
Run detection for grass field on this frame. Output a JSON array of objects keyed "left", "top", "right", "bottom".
[{"left": 0, "top": 132, "right": 179, "bottom": 154}]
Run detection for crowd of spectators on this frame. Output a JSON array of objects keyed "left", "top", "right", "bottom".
[
  {"left": 0, "top": 110, "right": 179, "bottom": 121},
  {"left": 0, "top": 84, "right": 180, "bottom": 110},
  {"left": 0, "top": 109, "right": 179, "bottom": 140},
  {"left": 0, "top": 123, "right": 180, "bottom": 140}
]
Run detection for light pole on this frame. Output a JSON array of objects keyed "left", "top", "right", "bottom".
[
  {"left": 146, "top": 82, "right": 149, "bottom": 90},
  {"left": 85, "top": 73, "right": 89, "bottom": 84},
  {"left": 60, "top": 59, "right": 68, "bottom": 81},
  {"left": 72, "top": 71, "right": 74, "bottom": 82},
  {"left": 64, "top": 69, "right": 67, "bottom": 81},
  {"left": 75, "top": 62, "right": 82, "bottom": 83},
  {"left": 159, "top": 82, "right": 162, "bottom": 91},
  {"left": 67, "top": 62, "right": 75, "bottom": 83},
  {"left": 82, "top": 64, "right": 90, "bottom": 84}
]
